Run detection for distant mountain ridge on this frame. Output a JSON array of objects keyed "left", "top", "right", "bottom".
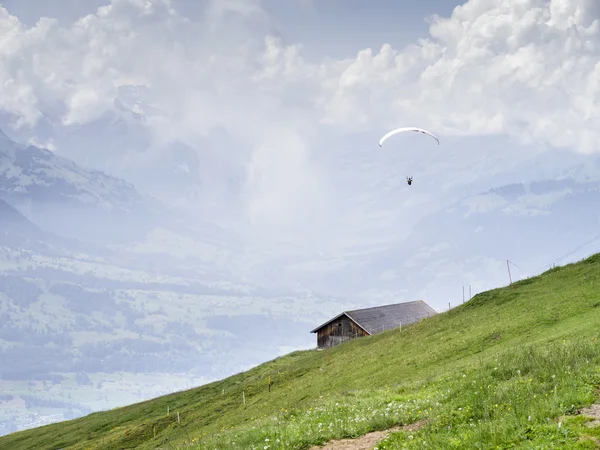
[
  {"left": 0, "top": 128, "right": 162, "bottom": 244},
  {"left": 263, "top": 175, "right": 600, "bottom": 305},
  {"left": 0, "top": 128, "right": 144, "bottom": 209},
  {"left": 0, "top": 197, "right": 44, "bottom": 243}
]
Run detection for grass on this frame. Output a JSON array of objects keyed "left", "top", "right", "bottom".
[{"left": 3, "top": 253, "right": 600, "bottom": 449}]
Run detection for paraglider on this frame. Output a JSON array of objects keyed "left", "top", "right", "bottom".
[
  {"left": 378, "top": 127, "right": 440, "bottom": 185},
  {"left": 378, "top": 127, "right": 440, "bottom": 147}
]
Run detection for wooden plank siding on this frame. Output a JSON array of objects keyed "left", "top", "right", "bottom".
[
  {"left": 311, "top": 300, "right": 438, "bottom": 349},
  {"left": 316, "top": 314, "right": 369, "bottom": 349}
]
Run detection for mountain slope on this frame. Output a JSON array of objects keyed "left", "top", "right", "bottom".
[
  {"left": 0, "top": 127, "right": 244, "bottom": 276},
  {"left": 0, "top": 130, "right": 142, "bottom": 210},
  {"left": 271, "top": 177, "right": 600, "bottom": 305},
  {"left": 0, "top": 127, "right": 161, "bottom": 244},
  {"left": 2, "top": 252, "right": 600, "bottom": 449},
  {"left": 0, "top": 197, "right": 43, "bottom": 240},
  {"left": 0, "top": 197, "right": 74, "bottom": 255},
  {"left": 0, "top": 131, "right": 340, "bottom": 438}
]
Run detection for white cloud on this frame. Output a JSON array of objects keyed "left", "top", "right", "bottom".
[
  {"left": 2, "top": 0, "right": 600, "bottom": 148},
  {"left": 1, "top": 0, "right": 598, "bottom": 144},
  {"left": 242, "top": 122, "right": 333, "bottom": 242},
  {"left": 306, "top": 0, "right": 600, "bottom": 154},
  {"left": 27, "top": 135, "right": 56, "bottom": 151},
  {"left": 1, "top": 0, "right": 600, "bottom": 254}
]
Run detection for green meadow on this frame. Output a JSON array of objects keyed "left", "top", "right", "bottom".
[{"left": 3, "top": 253, "right": 600, "bottom": 449}]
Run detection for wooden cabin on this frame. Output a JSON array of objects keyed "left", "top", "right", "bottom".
[{"left": 310, "top": 300, "right": 437, "bottom": 349}]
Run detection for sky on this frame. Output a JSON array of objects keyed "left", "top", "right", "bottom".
[
  {"left": 1, "top": 0, "right": 600, "bottom": 305},
  {"left": 0, "top": 0, "right": 459, "bottom": 55}
]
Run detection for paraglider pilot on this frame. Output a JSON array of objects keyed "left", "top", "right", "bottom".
[{"left": 406, "top": 176, "right": 413, "bottom": 186}]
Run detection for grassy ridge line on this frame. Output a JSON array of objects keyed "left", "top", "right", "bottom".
[{"left": 1, "top": 253, "right": 600, "bottom": 449}]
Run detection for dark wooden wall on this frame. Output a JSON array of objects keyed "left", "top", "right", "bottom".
[{"left": 316, "top": 315, "right": 368, "bottom": 349}]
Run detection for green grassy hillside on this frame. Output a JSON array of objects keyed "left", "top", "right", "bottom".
[{"left": 4, "top": 254, "right": 600, "bottom": 449}]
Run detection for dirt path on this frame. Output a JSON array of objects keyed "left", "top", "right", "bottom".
[
  {"left": 307, "top": 401, "right": 600, "bottom": 450},
  {"left": 580, "top": 403, "right": 600, "bottom": 427},
  {"left": 574, "top": 403, "right": 600, "bottom": 447},
  {"left": 308, "top": 419, "right": 428, "bottom": 450}
]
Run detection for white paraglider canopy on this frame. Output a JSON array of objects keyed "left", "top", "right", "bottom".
[
  {"left": 377, "top": 127, "right": 440, "bottom": 186},
  {"left": 378, "top": 127, "right": 440, "bottom": 147}
]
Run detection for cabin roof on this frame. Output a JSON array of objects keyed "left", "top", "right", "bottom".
[{"left": 310, "top": 300, "right": 437, "bottom": 334}]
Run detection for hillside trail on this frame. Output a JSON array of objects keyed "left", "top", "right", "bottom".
[
  {"left": 309, "top": 401, "right": 600, "bottom": 449},
  {"left": 557, "top": 402, "right": 600, "bottom": 447},
  {"left": 581, "top": 403, "right": 600, "bottom": 427},
  {"left": 308, "top": 419, "right": 428, "bottom": 450}
]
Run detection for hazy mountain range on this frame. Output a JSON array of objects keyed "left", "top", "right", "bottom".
[
  {"left": 1, "top": 125, "right": 600, "bottom": 435},
  {"left": 0, "top": 127, "right": 331, "bottom": 434}
]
